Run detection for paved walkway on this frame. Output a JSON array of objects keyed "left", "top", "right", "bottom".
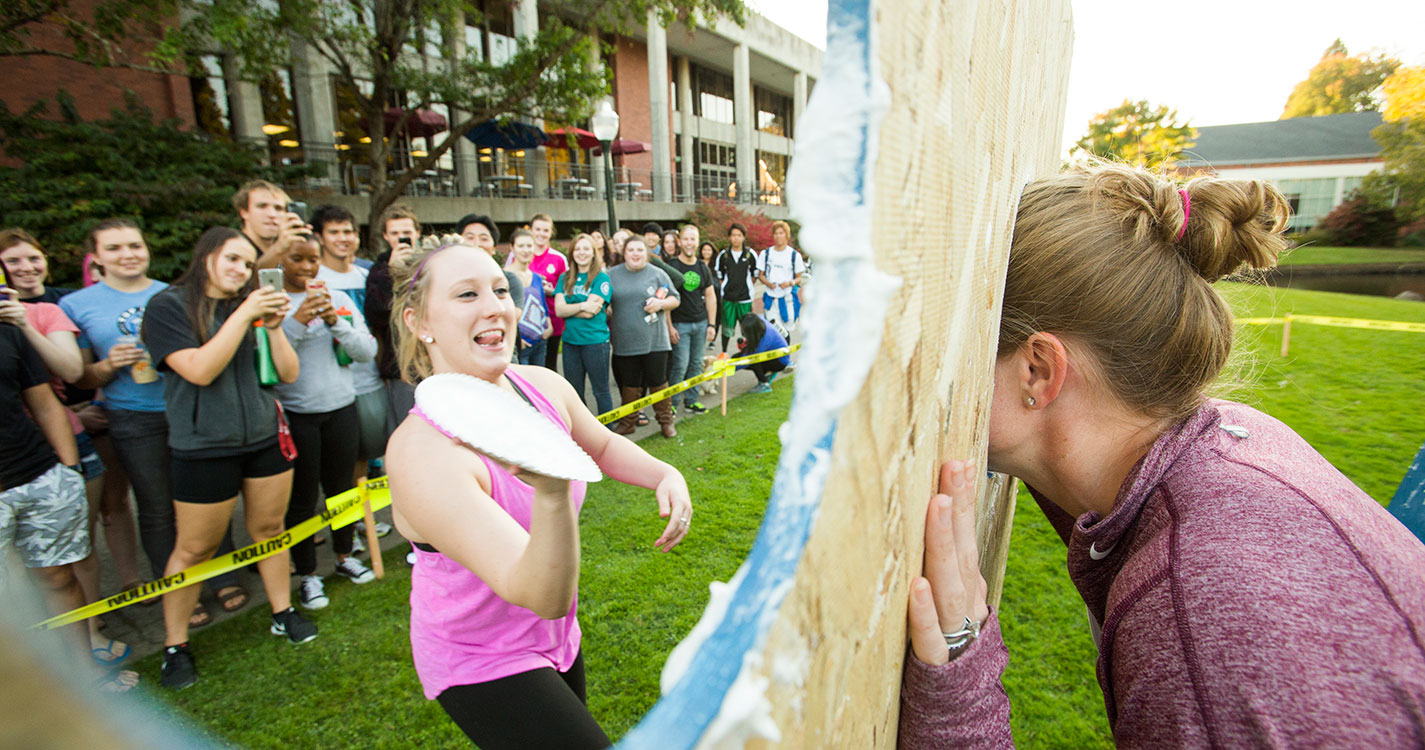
[{"left": 85, "top": 343, "right": 795, "bottom": 663}]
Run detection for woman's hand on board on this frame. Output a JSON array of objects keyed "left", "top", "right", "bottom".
[{"left": 907, "top": 460, "right": 990, "bottom": 666}]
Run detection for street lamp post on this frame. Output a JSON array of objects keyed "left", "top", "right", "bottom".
[{"left": 591, "top": 100, "right": 620, "bottom": 234}]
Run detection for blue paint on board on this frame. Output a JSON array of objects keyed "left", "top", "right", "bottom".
[
  {"left": 616, "top": 1, "right": 875, "bottom": 747},
  {"left": 1388, "top": 441, "right": 1425, "bottom": 543}
]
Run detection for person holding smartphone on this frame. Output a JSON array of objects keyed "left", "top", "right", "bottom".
[
  {"left": 60, "top": 220, "right": 248, "bottom": 627},
  {"left": 364, "top": 205, "right": 422, "bottom": 436},
  {"left": 232, "top": 180, "right": 311, "bottom": 270},
  {"left": 142, "top": 226, "right": 312, "bottom": 690},
  {"left": 275, "top": 236, "right": 378, "bottom": 609}
]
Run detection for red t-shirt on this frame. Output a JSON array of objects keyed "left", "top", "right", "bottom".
[{"left": 22, "top": 302, "right": 84, "bottom": 435}]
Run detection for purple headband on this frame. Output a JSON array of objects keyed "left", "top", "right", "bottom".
[
  {"left": 1176, "top": 188, "right": 1192, "bottom": 242},
  {"left": 405, "top": 243, "right": 463, "bottom": 294}
]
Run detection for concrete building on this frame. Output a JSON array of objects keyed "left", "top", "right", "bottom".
[
  {"left": 179, "top": 3, "right": 822, "bottom": 234},
  {"left": 1176, "top": 112, "right": 1385, "bottom": 231}
]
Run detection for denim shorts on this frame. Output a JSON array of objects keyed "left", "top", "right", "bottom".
[{"left": 75, "top": 432, "right": 105, "bottom": 482}]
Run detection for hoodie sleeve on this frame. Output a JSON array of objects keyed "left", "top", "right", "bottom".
[{"left": 898, "top": 611, "right": 1014, "bottom": 749}]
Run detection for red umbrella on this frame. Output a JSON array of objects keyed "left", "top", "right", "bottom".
[
  {"left": 593, "top": 138, "right": 650, "bottom": 156},
  {"left": 544, "top": 127, "right": 600, "bottom": 150},
  {"left": 375, "top": 107, "right": 449, "bottom": 139}
]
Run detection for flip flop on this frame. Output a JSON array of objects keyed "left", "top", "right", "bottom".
[
  {"left": 189, "top": 602, "right": 213, "bottom": 629},
  {"left": 122, "top": 580, "right": 160, "bottom": 607},
  {"left": 636, "top": 412, "right": 650, "bottom": 426},
  {"left": 94, "top": 669, "right": 140, "bottom": 693},
  {"left": 217, "top": 585, "right": 249, "bottom": 613},
  {"left": 90, "top": 637, "right": 131, "bottom": 667}
]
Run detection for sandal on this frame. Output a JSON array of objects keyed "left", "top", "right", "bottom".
[
  {"left": 216, "top": 585, "right": 249, "bottom": 613},
  {"left": 636, "top": 412, "right": 650, "bottom": 426},
  {"left": 94, "top": 669, "right": 140, "bottom": 694},
  {"left": 122, "top": 580, "right": 160, "bottom": 607},
  {"left": 189, "top": 602, "right": 213, "bottom": 629},
  {"left": 90, "top": 637, "right": 131, "bottom": 667}
]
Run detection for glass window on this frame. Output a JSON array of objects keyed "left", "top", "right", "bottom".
[
  {"left": 260, "top": 69, "right": 303, "bottom": 165},
  {"left": 754, "top": 87, "right": 793, "bottom": 137},
  {"left": 464, "top": 24, "right": 483, "bottom": 60},
  {"left": 693, "top": 65, "right": 735, "bottom": 124},
  {"left": 189, "top": 54, "right": 232, "bottom": 141},
  {"left": 757, "top": 151, "right": 788, "bottom": 205},
  {"left": 1275, "top": 177, "right": 1340, "bottom": 230},
  {"left": 331, "top": 76, "right": 375, "bottom": 194}
]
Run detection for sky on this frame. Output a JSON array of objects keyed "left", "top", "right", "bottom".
[{"left": 747, "top": 0, "right": 1425, "bottom": 154}]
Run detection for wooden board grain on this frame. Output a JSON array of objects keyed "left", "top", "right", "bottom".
[{"left": 746, "top": 1, "right": 1072, "bottom": 746}]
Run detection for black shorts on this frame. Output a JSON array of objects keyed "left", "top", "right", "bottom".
[
  {"left": 171, "top": 441, "right": 292, "bottom": 504},
  {"left": 611, "top": 350, "right": 670, "bottom": 390}
]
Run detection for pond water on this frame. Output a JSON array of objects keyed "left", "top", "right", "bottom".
[{"left": 1261, "top": 269, "right": 1425, "bottom": 299}]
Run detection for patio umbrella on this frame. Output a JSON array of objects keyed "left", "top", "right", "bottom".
[
  {"left": 463, "top": 119, "right": 548, "bottom": 149},
  {"left": 593, "top": 138, "right": 651, "bottom": 156},
  {"left": 544, "top": 127, "right": 600, "bottom": 150},
  {"left": 374, "top": 107, "right": 449, "bottom": 139}
]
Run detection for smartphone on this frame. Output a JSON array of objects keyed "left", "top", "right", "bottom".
[
  {"left": 286, "top": 201, "right": 308, "bottom": 223},
  {"left": 258, "top": 268, "right": 284, "bottom": 293},
  {"left": 397, "top": 236, "right": 414, "bottom": 247},
  {"left": 305, "top": 279, "right": 328, "bottom": 297}
]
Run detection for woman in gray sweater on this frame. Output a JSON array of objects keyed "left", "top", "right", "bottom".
[
  {"left": 899, "top": 163, "right": 1425, "bottom": 748},
  {"left": 274, "top": 237, "right": 379, "bottom": 610}
]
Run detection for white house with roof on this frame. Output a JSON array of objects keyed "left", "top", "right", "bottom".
[{"left": 1176, "top": 111, "right": 1384, "bottom": 230}]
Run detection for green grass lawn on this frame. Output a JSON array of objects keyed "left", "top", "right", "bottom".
[
  {"left": 134, "top": 283, "right": 1425, "bottom": 748},
  {"left": 1278, "top": 245, "right": 1425, "bottom": 266},
  {"left": 131, "top": 379, "right": 791, "bottom": 748}
]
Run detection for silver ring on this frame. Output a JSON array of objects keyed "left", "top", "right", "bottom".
[
  {"left": 942, "top": 615, "right": 982, "bottom": 650},
  {"left": 681, "top": 516, "right": 690, "bottom": 526}
]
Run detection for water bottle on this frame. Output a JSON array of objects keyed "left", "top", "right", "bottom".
[
  {"left": 333, "top": 306, "right": 354, "bottom": 366},
  {"left": 253, "top": 320, "right": 279, "bottom": 386}
]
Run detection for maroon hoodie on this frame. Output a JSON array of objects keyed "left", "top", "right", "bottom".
[{"left": 899, "top": 400, "right": 1425, "bottom": 748}]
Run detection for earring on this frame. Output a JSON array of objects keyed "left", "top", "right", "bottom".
[
  {"left": 420, "top": 335, "right": 434, "bottom": 343},
  {"left": 1025, "top": 397, "right": 1036, "bottom": 407}
]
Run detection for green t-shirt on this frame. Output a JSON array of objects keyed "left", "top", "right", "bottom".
[{"left": 556, "top": 270, "right": 612, "bottom": 345}]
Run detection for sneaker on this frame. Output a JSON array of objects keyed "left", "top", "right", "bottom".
[
  {"left": 161, "top": 643, "right": 197, "bottom": 690},
  {"left": 350, "top": 532, "right": 366, "bottom": 554},
  {"left": 271, "top": 607, "right": 318, "bottom": 644},
  {"left": 298, "top": 575, "right": 328, "bottom": 610},
  {"left": 686, "top": 402, "right": 709, "bottom": 415},
  {"left": 355, "top": 520, "right": 393, "bottom": 537},
  {"left": 784, "top": 362, "right": 796, "bottom": 372},
  {"left": 752, "top": 383, "right": 773, "bottom": 393},
  {"left": 334, "top": 556, "right": 376, "bottom": 584},
  {"left": 767, "top": 371, "right": 779, "bottom": 384}
]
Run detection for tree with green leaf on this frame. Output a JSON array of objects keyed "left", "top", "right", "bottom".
[
  {"left": 1280, "top": 39, "right": 1399, "bottom": 119},
  {"left": 1365, "top": 66, "right": 1425, "bottom": 225},
  {"left": 0, "top": 91, "right": 307, "bottom": 283},
  {"left": 179, "top": 0, "right": 746, "bottom": 245},
  {"left": 1072, "top": 99, "right": 1196, "bottom": 169}
]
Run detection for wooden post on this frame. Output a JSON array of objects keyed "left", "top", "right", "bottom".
[
  {"left": 1281, "top": 314, "right": 1293, "bottom": 357},
  {"left": 719, "top": 353, "right": 730, "bottom": 416},
  {"left": 360, "top": 482, "right": 384, "bottom": 579}
]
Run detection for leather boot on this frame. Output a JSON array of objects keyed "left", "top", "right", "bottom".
[
  {"left": 652, "top": 389, "right": 677, "bottom": 438},
  {"left": 612, "top": 387, "right": 641, "bottom": 435}
]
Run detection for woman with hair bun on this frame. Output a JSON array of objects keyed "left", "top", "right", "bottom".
[{"left": 898, "top": 162, "right": 1425, "bottom": 747}]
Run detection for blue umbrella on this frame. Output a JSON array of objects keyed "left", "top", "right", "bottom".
[{"left": 462, "top": 119, "right": 547, "bottom": 149}]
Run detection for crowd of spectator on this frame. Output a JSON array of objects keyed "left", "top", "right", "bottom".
[{"left": 0, "top": 181, "right": 806, "bottom": 693}]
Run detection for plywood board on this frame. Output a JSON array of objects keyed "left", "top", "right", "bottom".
[{"left": 620, "top": 1, "right": 1071, "bottom": 747}]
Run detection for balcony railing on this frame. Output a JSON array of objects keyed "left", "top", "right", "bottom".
[{"left": 284, "top": 146, "right": 785, "bottom": 207}]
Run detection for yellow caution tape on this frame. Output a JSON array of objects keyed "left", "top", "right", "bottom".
[
  {"left": 35, "top": 346, "right": 800, "bottom": 628},
  {"left": 33, "top": 478, "right": 392, "bottom": 631},
  {"left": 595, "top": 344, "right": 800, "bottom": 424},
  {"left": 1236, "top": 315, "right": 1425, "bottom": 333}
]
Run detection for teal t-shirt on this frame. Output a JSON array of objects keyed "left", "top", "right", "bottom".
[{"left": 557, "top": 270, "right": 611, "bottom": 345}]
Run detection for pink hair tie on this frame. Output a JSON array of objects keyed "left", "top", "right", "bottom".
[{"left": 1176, "top": 188, "right": 1191, "bottom": 242}]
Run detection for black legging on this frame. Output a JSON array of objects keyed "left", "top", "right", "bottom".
[
  {"left": 285, "top": 403, "right": 359, "bottom": 576},
  {"left": 749, "top": 359, "right": 787, "bottom": 383},
  {"left": 436, "top": 651, "right": 610, "bottom": 749},
  {"left": 544, "top": 334, "right": 562, "bottom": 371}
]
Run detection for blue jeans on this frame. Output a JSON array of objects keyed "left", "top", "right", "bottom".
[
  {"left": 562, "top": 341, "right": 614, "bottom": 418},
  {"left": 669, "top": 321, "right": 707, "bottom": 409},
  {"left": 520, "top": 338, "right": 547, "bottom": 366}
]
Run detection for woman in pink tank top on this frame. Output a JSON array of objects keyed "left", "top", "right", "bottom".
[{"left": 383, "top": 240, "right": 693, "bottom": 749}]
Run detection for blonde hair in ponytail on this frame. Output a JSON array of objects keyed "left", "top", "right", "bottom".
[{"left": 1000, "top": 160, "right": 1290, "bottom": 422}]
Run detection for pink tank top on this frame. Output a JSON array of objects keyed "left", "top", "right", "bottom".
[{"left": 407, "top": 370, "right": 586, "bottom": 699}]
